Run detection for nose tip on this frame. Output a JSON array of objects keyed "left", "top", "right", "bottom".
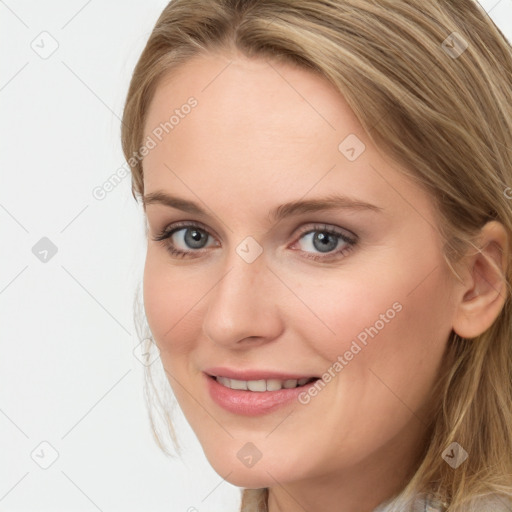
[{"left": 201, "top": 253, "right": 283, "bottom": 347}]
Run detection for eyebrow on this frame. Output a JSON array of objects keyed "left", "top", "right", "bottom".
[{"left": 142, "top": 190, "right": 384, "bottom": 222}]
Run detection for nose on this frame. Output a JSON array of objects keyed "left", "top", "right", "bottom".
[{"left": 202, "top": 246, "right": 284, "bottom": 348}]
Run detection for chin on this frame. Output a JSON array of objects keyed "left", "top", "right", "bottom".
[
  {"left": 204, "top": 448, "right": 303, "bottom": 489},
  {"left": 215, "top": 467, "right": 275, "bottom": 489}
]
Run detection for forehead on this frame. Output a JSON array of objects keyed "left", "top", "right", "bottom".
[
  {"left": 144, "top": 50, "right": 353, "bottom": 130},
  {"left": 141, "top": 52, "right": 433, "bottom": 224},
  {"left": 143, "top": 52, "right": 360, "bottom": 159}
]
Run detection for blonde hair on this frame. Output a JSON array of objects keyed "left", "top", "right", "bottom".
[{"left": 121, "top": 1, "right": 512, "bottom": 511}]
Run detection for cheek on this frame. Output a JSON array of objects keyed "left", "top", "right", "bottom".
[
  {"left": 307, "top": 257, "right": 453, "bottom": 418},
  {"left": 142, "top": 250, "right": 201, "bottom": 357},
  {"left": 282, "top": 261, "right": 453, "bottom": 473},
  {"left": 143, "top": 247, "right": 238, "bottom": 371},
  {"left": 142, "top": 252, "right": 169, "bottom": 340},
  {"left": 291, "top": 238, "right": 451, "bottom": 374}
]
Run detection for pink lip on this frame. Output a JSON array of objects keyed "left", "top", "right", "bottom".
[
  {"left": 204, "top": 372, "right": 319, "bottom": 416},
  {"left": 203, "top": 366, "right": 318, "bottom": 381}
]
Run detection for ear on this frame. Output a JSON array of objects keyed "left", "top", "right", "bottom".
[{"left": 452, "top": 220, "right": 509, "bottom": 339}]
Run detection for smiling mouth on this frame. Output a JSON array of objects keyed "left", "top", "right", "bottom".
[{"left": 208, "top": 375, "right": 319, "bottom": 392}]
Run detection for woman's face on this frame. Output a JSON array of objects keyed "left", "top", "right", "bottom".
[{"left": 141, "top": 51, "right": 459, "bottom": 492}]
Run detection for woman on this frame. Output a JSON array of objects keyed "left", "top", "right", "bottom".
[{"left": 121, "top": 1, "right": 512, "bottom": 510}]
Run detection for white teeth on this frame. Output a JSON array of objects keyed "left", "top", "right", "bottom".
[
  {"left": 229, "top": 378, "right": 248, "bottom": 390},
  {"left": 247, "top": 380, "right": 266, "bottom": 392},
  {"left": 215, "top": 376, "right": 315, "bottom": 392},
  {"left": 217, "top": 376, "right": 234, "bottom": 388},
  {"left": 266, "top": 379, "right": 284, "bottom": 391}
]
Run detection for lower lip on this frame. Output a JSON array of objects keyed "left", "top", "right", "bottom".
[{"left": 205, "top": 373, "right": 319, "bottom": 416}]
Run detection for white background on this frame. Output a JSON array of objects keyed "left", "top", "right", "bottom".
[{"left": 1, "top": 1, "right": 511, "bottom": 511}]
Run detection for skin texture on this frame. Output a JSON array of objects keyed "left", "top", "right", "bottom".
[{"left": 140, "top": 50, "right": 509, "bottom": 512}]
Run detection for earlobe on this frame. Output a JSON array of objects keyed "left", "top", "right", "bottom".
[{"left": 452, "top": 221, "right": 509, "bottom": 340}]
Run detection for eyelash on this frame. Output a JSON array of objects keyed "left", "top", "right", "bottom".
[{"left": 151, "top": 221, "right": 358, "bottom": 262}]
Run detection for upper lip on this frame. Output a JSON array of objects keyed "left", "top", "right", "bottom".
[{"left": 204, "top": 367, "right": 319, "bottom": 381}]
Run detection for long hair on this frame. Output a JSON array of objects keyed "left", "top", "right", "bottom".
[{"left": 121, "top": 1, "right": 512, "bottom": 510}]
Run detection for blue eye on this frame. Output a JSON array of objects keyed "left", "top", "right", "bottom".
[
  {"left": 152, "top": 221, "right": 216, "bottom": 259},
  {"left": 292, "top": 224, "right": 356, "bottom": 261},
  {"left": 152, "top": 221, "right": 357, "bottom": 261}
]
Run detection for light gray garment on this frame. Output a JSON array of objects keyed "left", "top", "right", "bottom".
[
  {"left": 240, "top": 488, "right": 512, "bottom": 512},
  {"left": 373, "top": 491, "right": 512, "bottom": 512}
]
